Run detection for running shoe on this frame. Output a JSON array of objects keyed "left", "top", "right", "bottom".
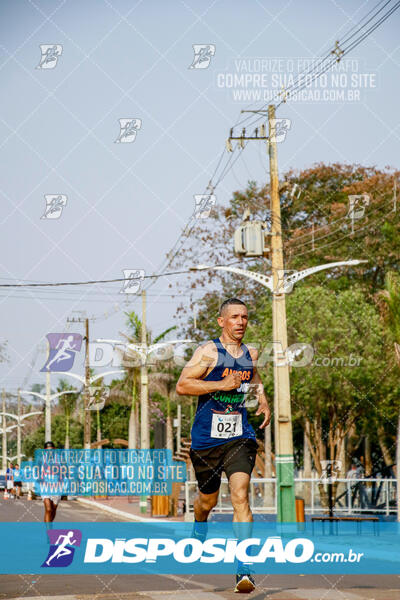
[{"left": 234, "top": 573, "right": 256, "bottom": 593}]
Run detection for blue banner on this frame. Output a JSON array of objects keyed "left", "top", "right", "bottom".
[{"left": 0, "top": 522, "right": 399, "bottom": 574}]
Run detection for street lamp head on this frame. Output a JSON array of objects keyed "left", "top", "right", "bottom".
[{"left": 189, "top": 264, "right": 210, "bottom": 271}]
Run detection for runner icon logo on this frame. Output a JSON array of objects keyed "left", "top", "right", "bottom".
[{"left": 42, "top": 529, "right": 82, "bottom": 568}]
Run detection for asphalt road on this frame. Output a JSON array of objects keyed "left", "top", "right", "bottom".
[{"left": 1, "top": 498, "right": 399, "bottom": 599}]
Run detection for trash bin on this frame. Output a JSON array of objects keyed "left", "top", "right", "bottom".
[
  {"left": 151, "top": 494, "right": 169, "bottom": 517},
  {"left": 295, "top": 496, "right": 305, "bottom": 522}
]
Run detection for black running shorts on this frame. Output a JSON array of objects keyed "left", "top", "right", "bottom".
[{"left": 189, "top": 438, "right": 258, "bottom": 495}]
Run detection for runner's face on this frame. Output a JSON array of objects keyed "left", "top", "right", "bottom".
[{"left": 218, "top": 305, "right": 248, "bottom": 341}]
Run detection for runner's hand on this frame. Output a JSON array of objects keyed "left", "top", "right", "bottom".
[
  {"left": 219, "top": 372, "right": 242, "bottom": 391},
  {"left": 255, "top": 400, "right": 271, "bottom": 428}
]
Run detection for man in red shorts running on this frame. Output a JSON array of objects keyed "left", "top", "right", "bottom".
[{"left": 176, "top": 298, "right": 271, "bottom": 593}]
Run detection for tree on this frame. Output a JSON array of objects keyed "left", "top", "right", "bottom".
[
  {"left": 56, "top": 379, "right": 79, "bottom": 449},
  {"left": 171, "top": 164, "right": 399, "bottom": 332},
  {"left": 23, "top": 415, "right": 83, "bottom": 458},
  {"left": 109, "top": 311, "right": 179, "bottom": 449}
]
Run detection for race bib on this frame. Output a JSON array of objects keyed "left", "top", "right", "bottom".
[{"left": 211, "top": 412, "right": 242, "bottom": 439}]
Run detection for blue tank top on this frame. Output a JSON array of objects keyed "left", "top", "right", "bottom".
[{"left": 190, "top": 338, "right": 256, "bottom": 450}]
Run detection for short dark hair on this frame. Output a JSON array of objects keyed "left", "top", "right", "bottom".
[
  {"left": 219, "top": 298, "right": 247, "bottom": 316},
  {"left": 44, "top": 441, "right": 55, "bottom": 449}
]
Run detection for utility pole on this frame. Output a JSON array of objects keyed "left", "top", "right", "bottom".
[
  {"left": 268, "top": 104, "right": 296, "bottom": 522},
  {"left": 140, "top": 290, "right": 149, "bottom": 450},
  {"left": 45, "top": 361, "right": 51, "bottom": 442},
  {"left": 140, "top": 290, "right": 149, "bottom": 514},
  {"left": 67, "top": 313, "right": 92, "bottom": 449},
  {"left": 17, "top": 389, "right": 21, "bottom": 465},
  {"left": 2, "top": 390, "right": 6, "bottom": 470},
  {"left": 84, "top": 318, "right": 91, "bottom": 449},
  {"left": 227, "top": 106, "right": 296, "bottom": 520}
]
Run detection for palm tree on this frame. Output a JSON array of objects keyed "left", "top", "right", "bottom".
[
  {"left": 56, "top": 379, "right": 79, "bottom": 449},
  {"left": 115, "top": 311, "right": 177, "bottom": 449},
  {"left": 380, "top": 271, "right": 400, "bottom": 520}
]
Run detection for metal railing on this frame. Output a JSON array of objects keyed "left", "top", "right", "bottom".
[{"left": 185, "top": 477, "right": 398, "bottom": 516}]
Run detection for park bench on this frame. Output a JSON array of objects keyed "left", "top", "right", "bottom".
[{"left": 311, "top": 515, "right": 379, "bottom": 535}]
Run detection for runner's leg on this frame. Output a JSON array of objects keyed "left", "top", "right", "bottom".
[
  {"left": 51, "top": 500, "right": 58, "bottom": 522},
  {"left": 43, "top": 498, "right": 53, "bottom": 523},
  {"left": 194, "top": 489, "right": 219, "bottom": 521},
  {"left": 229, "top": 471, "right": 252, "bottom": 522}
]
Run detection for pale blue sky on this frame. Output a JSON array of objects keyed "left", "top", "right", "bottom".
[{"left": 0, "top": 0, "right": 399, "bottom": 391}]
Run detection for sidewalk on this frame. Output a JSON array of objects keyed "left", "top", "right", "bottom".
[{"left": 77, "top": 495, "right": 186, "bottom": 522}]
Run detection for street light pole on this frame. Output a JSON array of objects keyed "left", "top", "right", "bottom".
[
  {"left": 1, "top": 406, "right": 42, "bottom": 465},
  {"left": 95, "top": 335, "right": 193, "bottom": 513},
  {"left": 2, "top": 389, "right": 7, "bottom": 470},
  {"left": 20, "top": 389, "right": 76, "bottom": 449},
  {"left": 17, "top": 390, "right": 21, "bottom": 465},
  {"left": 84, "top": 318, "right": 91, "bottom": 449}
]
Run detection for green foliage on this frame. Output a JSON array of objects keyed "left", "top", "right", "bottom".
[
  {"left": 23, "top": 415, "right": 83, "bottom": 458},
  {"left": 125, "top": 311, "right": 142, "bottom": 341},
  {"left": 97, "top": 402, "right": 130, "bottom": 442},
  {"left": 382, "top": 271, "right": 400, "bottom": 344}
]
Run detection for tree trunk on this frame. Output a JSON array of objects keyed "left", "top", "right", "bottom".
[
  {"left": 65, "top": 414, "right": 70, "bottom": 450},
  {"left": 377, "top": 424, "right": 393, "bottom": 467},
  {"left": 96, "top": 408, "right": 101, "bottom": 443},
  {"left": 129, "top": 381, "right": 138, "bottom": 449},
  {"left": 365, "top": 435, "right": 372, "bottom": 477},
  {"left": 128, "top": 405, "right": 137, "bottom": 449},
  {"left": 303, "top": 426, "right": 312, "bottom": 505}
]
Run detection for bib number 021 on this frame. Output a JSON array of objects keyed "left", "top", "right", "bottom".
[{"left": 211, "top": 413, "right": 243, "bottom": 439}]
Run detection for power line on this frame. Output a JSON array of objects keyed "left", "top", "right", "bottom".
[{"left": 0, "top": 269, "right": 194, "bottom": 289}]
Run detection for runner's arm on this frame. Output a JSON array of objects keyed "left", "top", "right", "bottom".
[
  {"left": 248, "top": 347, "right": 271, "bottom": 429},
  {"left": 176, "top": 343, "right": 227, "bottom": 396}
]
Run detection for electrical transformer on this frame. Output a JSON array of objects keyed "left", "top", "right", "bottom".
[{"left": 234, "top": 220, "right": 270, "bottom": 257}]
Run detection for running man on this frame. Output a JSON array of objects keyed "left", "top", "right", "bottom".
[
  {"left": 176, "top": 298, "right": 271, "bottom": 593},
  {"left": 45, "top": 530, "right": 77, "bottom": 566},
  {"left": 41, "top": 441, "right": 61, "bottom": 523},
  {"left": 46, "top": 335, "right": 77, "bottom": 371}
]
